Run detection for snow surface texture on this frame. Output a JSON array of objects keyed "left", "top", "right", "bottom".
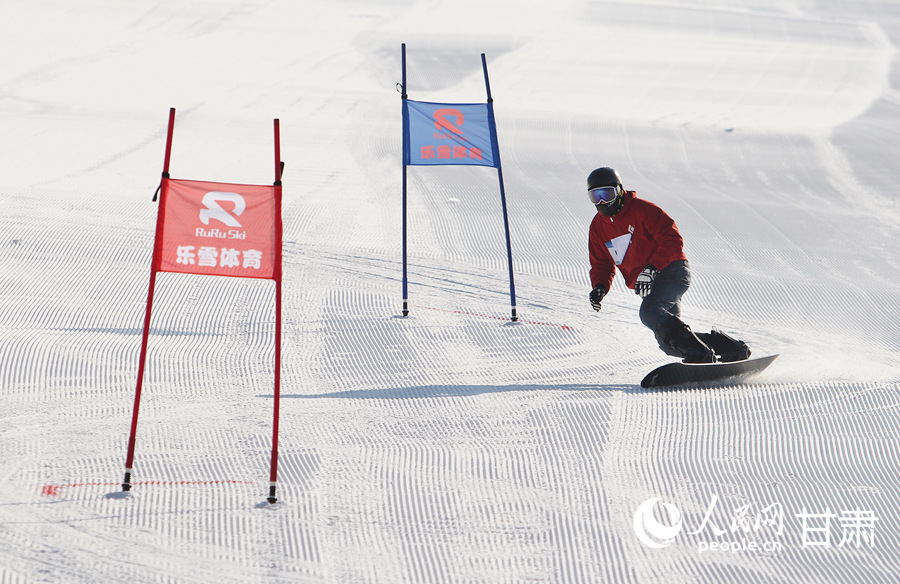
[{"left": 2, "top": 0, "right": 899, "bottom": 582}]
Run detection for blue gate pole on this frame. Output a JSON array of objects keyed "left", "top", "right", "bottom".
[
  {"left": 401, "top": 43, "right": 410, "bottom": 317},
  {"left": 482, "top": 53, "right": 518, "bottom": 322}
]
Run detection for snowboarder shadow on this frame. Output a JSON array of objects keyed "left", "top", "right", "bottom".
[{"left": 272, "top": 383, "right": 637, "bottom": 400}]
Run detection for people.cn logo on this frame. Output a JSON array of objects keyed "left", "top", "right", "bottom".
[
  {"left": 633, "top": 497, "right": 683, "bottom": 548},
  {"left": 433, "top": 108, "right": 464, "bottom": 136},
  {"left": 200, "top": 191, "right": 245, "bottom": 227}
]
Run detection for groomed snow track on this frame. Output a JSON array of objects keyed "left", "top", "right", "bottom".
[{"left": 2, "top": 0, "right": 900, "bottom": 582}]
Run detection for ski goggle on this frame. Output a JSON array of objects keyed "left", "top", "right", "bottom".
[{"left": 588, "top": 186, "right": 620, "bottom": 205}]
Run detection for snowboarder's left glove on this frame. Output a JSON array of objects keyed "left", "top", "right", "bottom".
[{"left": 634, "top": 264, "right": 658, "bottom": 298}]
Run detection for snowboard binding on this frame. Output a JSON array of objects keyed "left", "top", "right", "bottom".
[{"left": 697, "top": 329, "right": 751, "bottom": 363}]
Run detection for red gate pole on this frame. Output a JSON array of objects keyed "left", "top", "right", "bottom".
[
  {"left": 122, "top": 272, "right": 157, "bottom": 491},
  {"left": 268, "top": 118, "right": 284, "bottom": 504},
  {"left": 123, "top": 108, "right": 176, "bottom": 492},
  {"left": 161, "top": 108, "right": 176, "bottom": 180}
]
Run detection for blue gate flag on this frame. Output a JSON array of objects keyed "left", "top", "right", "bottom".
[{"left": 403, "top": 100, "right": 499, "bottom": 168}]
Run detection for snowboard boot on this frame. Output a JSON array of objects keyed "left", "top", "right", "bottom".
[
  {"left": 696, "top": 329, "right": 751, "bottom": 362},
  {"left": 658, "top": 317, "right": 717, "bottom": 364}
]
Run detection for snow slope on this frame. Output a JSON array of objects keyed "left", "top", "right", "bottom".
[{"left": 2, "top": 0, "right": 900, "bottom": 582}]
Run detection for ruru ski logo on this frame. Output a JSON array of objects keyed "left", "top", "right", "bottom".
[
  {"left": 433, "top": 108, "right": 465, "bottom": 137},
  {"left": 199, "top": 191, "right": 245, "bottom": 227}
]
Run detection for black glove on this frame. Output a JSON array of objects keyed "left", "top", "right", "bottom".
[
  {"left": 634, "top": 264, "right": 658, "bottom": 298},
  {"left": 589, "top": 286, "right": 606, "bottom": 312}
]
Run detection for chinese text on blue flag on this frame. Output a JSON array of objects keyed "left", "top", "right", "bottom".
[{"left": 403, "top": 100, "right": 497, "bottom": 167}]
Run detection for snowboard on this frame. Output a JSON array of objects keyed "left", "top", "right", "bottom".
[{"left": 640, "top": 354, "right": 778, "bottom": 389}]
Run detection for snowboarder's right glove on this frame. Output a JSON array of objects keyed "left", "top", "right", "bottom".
[
  {"left": 634, "top": 264, "right": 658, "bottom": 298},
  {"left": 589, "top": 286, "right": 606, "bottom": 312}
]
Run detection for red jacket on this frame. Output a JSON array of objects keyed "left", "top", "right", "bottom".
[{"left": 589, "top": 191, "right": 688, "bottom": 292}]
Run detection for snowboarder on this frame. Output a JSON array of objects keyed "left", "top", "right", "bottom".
[{"left": 586, "top": 167, "right": 750, "bottom": 363}]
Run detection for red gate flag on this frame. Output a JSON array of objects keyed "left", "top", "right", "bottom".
[
  {"left": 123, "top": 109, "right": 286, "bottom": 505},
  {"left": 156, "top": 178, "right": 280, "bottom": 280}
]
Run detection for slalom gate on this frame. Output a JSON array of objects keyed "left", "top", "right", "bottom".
[
  {"left": 121, "top": 108, "right": 285, "bottom": 504},
  {"left": 399, "top": 43, "right": 518, "bottom": 321}
]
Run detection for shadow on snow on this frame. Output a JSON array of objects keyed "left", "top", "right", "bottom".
[{"left": 261, "top": 383, "right": 648, "bottom": 400}]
